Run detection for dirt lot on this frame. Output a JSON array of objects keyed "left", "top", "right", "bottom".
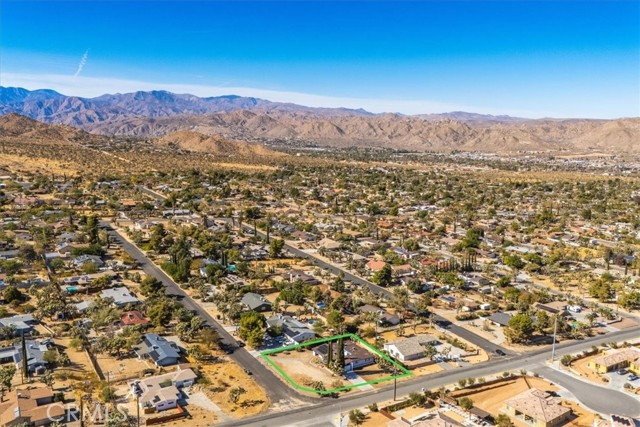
[
  {"left": 54, "top": 338, "right": 96, "bottom": 384},
  {"left": 268, "top": 348, "right": 339, "bottom": 390},
  {"left": 94, "top": 354, "right": 151, "bottom": 382},
  {"left": 361, "top": 410, "right": 394, "bottom": 427},
  {"left": 196, "top": 359, "right": 269, "bottom": 418},
  {"left": 358, "top": 361, "right": 407, "bottom": 389},
  {"left": 404, "top": 361, "right": 444, "bottom": 377}
]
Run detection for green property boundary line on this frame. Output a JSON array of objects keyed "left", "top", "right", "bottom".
[{"left": 260, "top": 333, "right": 412, "bottom": 394}]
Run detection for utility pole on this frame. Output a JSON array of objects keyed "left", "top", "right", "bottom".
[
  {"left": 80, "top": 396, "right": 84, "bottom": 427},
  {"left": 550, "top": 315, "right": 558, "bottom": 362},
  {"left": 392, "top": 362, "right": 399, "bottom": 401}
]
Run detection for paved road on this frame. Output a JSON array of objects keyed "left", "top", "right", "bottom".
[
  {"left": 229, "top": 219, "right": 512, "bottom": 356},
  {"left": 130, "top": 195, "right": 527, "bottom": 356},
  {"left": 535, "top": 366, "right": 640, "bottom": 417},
  {"left": 137, "top": 185, "right": 166, "bottom": 202},
  {"left": 101, "top": 221, "right": 308, "bottom": 405},
  {"left": 221, "top": 326, "right": 640, "bottom": 427}
]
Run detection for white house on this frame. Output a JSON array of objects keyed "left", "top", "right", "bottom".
[
  {"left": 384, "top": 335, "right": 439, "bottom": 362},
  {"left": 130, "top": 367, "right": 196, "bottom": 411}
]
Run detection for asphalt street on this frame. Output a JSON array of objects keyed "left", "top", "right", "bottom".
[
  {"left": 221, "top": 326, "right": 640, "bottom": 427},
  {"left": 535, "top": 366, "right": 640, "bottom": 417},
  {"left": 101, "top": 221, "right": 308, "bottom": 404},
  {"left": 124, "top": 191, "right": 640, "bottom": 424},
  {"left": 232, "top": 220, "right": 513, "bottom": 356}
]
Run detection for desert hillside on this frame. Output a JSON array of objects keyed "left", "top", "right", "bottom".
[
  {"left": 1, "top": 87, "right": 639, "bottom": 153},
  {"left": 155, "top": 130, "right": 283, "bottom": 157}
]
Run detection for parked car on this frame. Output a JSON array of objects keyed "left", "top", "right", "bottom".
[
  {"left": 496, "top": 349, "right": 506, "bottom": 356},
  {"left": 628, "top": 374, "right": 638, "bottom": 381},
  {"left": 617, "top": 369, "right": 628, "bottom": 375}
]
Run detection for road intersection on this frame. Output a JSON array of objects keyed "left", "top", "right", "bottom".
[{"left": 113, "top": 190, "right": 640, "bottom": 425}]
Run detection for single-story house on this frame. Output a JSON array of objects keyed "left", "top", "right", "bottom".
[
  {"left": 535, "top": 301, "right": 570, "bottom": 318},
  {"left": 0, "top": 314, "right": 36, "bottom": 335},
  {"left": 317, "top": 238, "right": 341, "bottom": 251},
  {"left": 365, "top": 260, "right": 388, "bottom": 272},
  {"left": 101, "top": 286, "right": 140, "bottom": 308},
  {"left": 241, "top": 292, "right": 272, "bottom": 312},
  {"left": 121, "top": 310, "right": 150, "bottom": 327},
  {"left": 287, "top": 270, "right": 320, "bottom": 285},
  {"left": 72, "top": 255, "right": 105, "bottom": 269},
  {"left": 130, "top": 367, "right": 197, "bottom": 411},
  {"left": 359, "top": 304, "right": 401, "bottom": 326},
  {"left": 0, "top": 387, "right": 65, "bottom": 427},
  {"left": 502, "top": 388, "right": 572, "bottom": 427},
  {"left": 384, "top": 334, "right": 439, "bottom": 362},
  {"left": 312, "top": 339, "right": 376, "bottom": 372},
  {"left": 587, "top": 348, "right": 640, "bottom": 374},
  {"left": 135, "top": 334, "right": 181, "bottom": 367},
  {"left": 487, "top": 312, "right": 513, "bottom": 327},
  {"left": 388, "top": 413, "right": 464, "bottom": 427},
  {"left": 266, "top": 315, "right": 315, "bottom": 344},
  {"left": 0, "top": 339, "right": 49, "bottom": 374}
]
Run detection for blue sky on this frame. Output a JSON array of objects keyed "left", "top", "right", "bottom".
[{"left": 1, "top": 0, "right": 638, "bottom": 118}]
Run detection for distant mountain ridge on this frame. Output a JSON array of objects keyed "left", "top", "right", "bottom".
[
  {"left": 0, "top": 86, "right": 374, "bottom": 124},
  {"left": 1, "top": 86, "right": 638, "bottom": 153}
]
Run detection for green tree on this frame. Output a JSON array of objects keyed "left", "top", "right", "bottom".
[
  {"left": 589, "top": 279, "right": 613, "bottom": 302},
  {"left": 140, "top": 276, "right": 164, "bottom": 297},
  {"left": 372, "top": 263, "right": 393, "bottom": 287},
  {"left": 228, "top": 386, "right": 247, "bottom": 404},
  {"left": 0, "top": 365, "right": 16, "bottom": 396},
  {"left": 409, "top": 392, "right": 427, "bottom": 406},
  {"left": 2, "top": 285, "right": 23, "bottom": 304},
  {"left": 99, "top": 384, "right": 115, "bottom": 402},
  {"left": 424, "top": 345, "right": 437, "bottom": 360},
  {"left": 560, "top": 355, "right": 573, "bottom": 367},
  {"left": 41, "top": 370, "right": 55, "bottom": 390},
  {"left": 495, "top": 414, "right": 513, "bottom": 427},
  {"left": 326, "top": 310, "right": 345, "bottom": 333},
  {"left": 335, "top": 338, "right": 345, "bottom": 373},
  {"left": 269, "top": 239, "right": 285, "bottom": 258},
  {"left": 506, "top": 314, "right": 534, "bottom": 343},
  {"left": 147, "top": 298, "right": 174, "bottom": 327},
  {"left": 238, "top": 311, "right": 266, "bottom": 348},
  {"left": 458, "top": 397, "right": 474, "bottom": 411}
]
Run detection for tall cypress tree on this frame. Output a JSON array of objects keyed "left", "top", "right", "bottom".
[
  {"left": 21, "top": 334, "right": 29, "bottom": 382},
  {"left": 336, "top": 338, "right": 345, "bottom": 372},
  {"left": 327, "top": 341, "right": 333, "bottom": 367}
]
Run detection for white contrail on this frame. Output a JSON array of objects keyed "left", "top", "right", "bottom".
[{"left": 73, "top": 50, "right": 89, "bottom": 79}]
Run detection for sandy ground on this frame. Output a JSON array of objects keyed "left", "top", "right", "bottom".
[
  {"left": 53, "top": 337, "right": 100, "bottom": 388},
  {"left": 196, "top": 359, "right": 269, "bottom": 418},
  {"left": 611, "top": 317, "right": 639, "bottom": 330},
  {"left": 361, "top": 410, "right": 394, "bottom": 427},
  {"left": 95, "top": 354, "right": 151, "bottom": 382},
  {"left": 0, "top": 153, "right": 81, "bottom": 175},
  {"left": 269, "top": 348, "right": 339, "bottom": 390},
  {"left": 569, "top": 353, "right": 609, "bottom": 385}
]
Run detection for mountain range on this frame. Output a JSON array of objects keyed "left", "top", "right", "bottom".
[{"left": 1, "top": 86, "right": 638, "bottom": 153}]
